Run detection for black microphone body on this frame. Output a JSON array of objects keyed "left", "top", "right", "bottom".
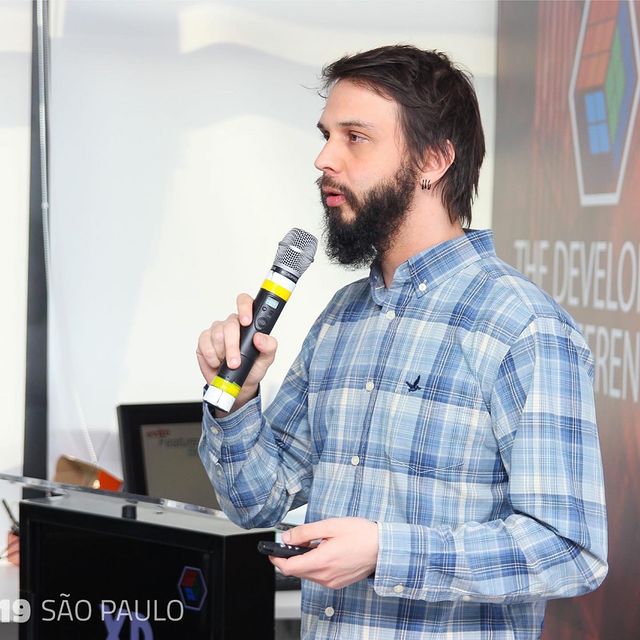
[
  {"left": 204, "top": 229, "right": 317, "bottom": 411},
  {"left": 218, "top": 279, "right": 290, "bottom": 388}
]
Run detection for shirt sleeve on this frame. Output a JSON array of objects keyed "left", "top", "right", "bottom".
[
  {"left": 373, "top": 315, "right": 608, "bottom": 603},
  {"left": 198, "top": 314, "right": 323, "bottom": 530}
]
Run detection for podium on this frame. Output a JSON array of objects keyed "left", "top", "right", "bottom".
[{"left": 1, "top": 475, "right": 275, "bottom": 639}]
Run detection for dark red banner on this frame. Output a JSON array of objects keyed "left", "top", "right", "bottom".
[{"left": 494, "top": 1, "right": 640, "bottom": 638}]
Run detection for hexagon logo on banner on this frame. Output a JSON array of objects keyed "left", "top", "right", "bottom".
[{"left": 569, "top": 0, "right": 640, "bottom": 206}]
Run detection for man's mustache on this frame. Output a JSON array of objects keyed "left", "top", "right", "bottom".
[{"left": 315, "top": 176, "right": 358, "bottom": 209}]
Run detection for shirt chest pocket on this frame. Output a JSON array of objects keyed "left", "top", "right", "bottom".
[{"left": 378, "top": 374, "right": 488, "bottom": 481}]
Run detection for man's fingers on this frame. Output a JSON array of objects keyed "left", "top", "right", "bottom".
[
  {"left": 282, "top": 520, "right": 333, "bottom": 546},
  {"left": 198, "top": 327, "right": 221, "bottom": 369},
  {"left": 197, "top": 292, "right": 278, "bottom": 390},
  {"left": 222, "top": 313, "right": 241, "bottom": 368},
  {"left": 195, "top": 349, "right": 215, "bottom": 382},
  {"left": 237, "top": 293, "right": 254, "bottom": 326},
  {"left": 269, "top": 547, "right": 326, "bottom": 577},
  {"left": 211, "top": 323, "right": 225, "bottom": 363},
  {"left": 254, "top": 333, "right": 278, "bottom": 360}
]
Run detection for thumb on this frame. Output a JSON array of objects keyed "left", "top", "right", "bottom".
[
  {"left": 253, "top": 333, "right": 278, "bottom": 360},
  {"left": 282, "top": 520, "right": 332, "bottom": 546}
]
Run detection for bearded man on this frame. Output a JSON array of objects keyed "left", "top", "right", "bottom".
[{"left": 197, "top": 45, "right": 607, "bottom": 640}]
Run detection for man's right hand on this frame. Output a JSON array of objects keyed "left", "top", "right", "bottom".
[{"left": 196, "top": 293, "right": 278, "bottom": 413}]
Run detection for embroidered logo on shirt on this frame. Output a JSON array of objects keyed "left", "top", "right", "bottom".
[{"left": 405, "top": 375, "right": 422, "bottom": 392}]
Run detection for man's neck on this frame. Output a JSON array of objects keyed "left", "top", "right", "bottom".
[{"left": 380, "top": 207, "right": 464, "bottom": 288}]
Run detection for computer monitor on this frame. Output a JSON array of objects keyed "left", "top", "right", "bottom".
[{"left": 117, "top": 402, "right": 220, "bottom": 510}]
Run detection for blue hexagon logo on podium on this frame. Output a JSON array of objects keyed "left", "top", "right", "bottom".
[
  {"left": 178, "top": 566, "right": 208, "bottom": 611},
  {"left": 569, "top": 0, "right": 640, "bottom": 206}
]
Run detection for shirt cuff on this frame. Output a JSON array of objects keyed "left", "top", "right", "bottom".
[
  {"left": 372, "top": 522, "right": 448, "bottom": 601},
  {"left": 202, "top": 386, "right": 263, "bottom": 446}
]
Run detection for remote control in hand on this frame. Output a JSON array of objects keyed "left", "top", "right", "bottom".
[{"left": 257, "top": 540, "right": 313, "bottom": 558}]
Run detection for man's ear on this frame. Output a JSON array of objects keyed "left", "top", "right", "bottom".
[{"left": 419, "top": 141, "right": 455, "bottom": 185}]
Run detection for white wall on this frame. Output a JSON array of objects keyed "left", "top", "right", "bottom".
[
  {"left": 0, "top": 1, "right": 31, "bottom": 475},
  {"left": 0, "top": 0, "right": 31, "bottom": 538},
  {"left": 47, "top": 0, "right": 497, "bottom": 480}
]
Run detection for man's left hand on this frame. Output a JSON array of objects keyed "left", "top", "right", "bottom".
[{"left": 270, "top": 517, "right": 378, "bottom": 590}]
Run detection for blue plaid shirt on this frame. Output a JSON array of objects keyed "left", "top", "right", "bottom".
[{"left": 200, "top": 230, "right": 607, "bottom": 639}]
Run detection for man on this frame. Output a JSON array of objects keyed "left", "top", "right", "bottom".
[{"left": 197, "top": 45, "right": 607, "bottom": 639}]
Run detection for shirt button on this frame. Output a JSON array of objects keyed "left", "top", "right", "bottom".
[
  {"left": 211, "top": 426, "right": 219, "bottom": 434},
  {"left": 365, "top": 380, "right": 374, "bottom": 392},
  {"left": 324, "top": 606, "right": 335, "bottom": 617},
  {"left": 385, "top": 310, "right": 396, "bottom": 320},
  {"left": 393, "top": 584, "right": 404, "bottom": 594},
  {"left": 462, "top": 595, "right": 472, "bottom": 602},
  {"left": 216, "top": 467, "right": 223, "bottom": 477},
  {"left": 418, "top": 282, "right": 427, "bottom": 292},
  {"left": 350, "top": 455, "right": 360, "bottom": 466}
]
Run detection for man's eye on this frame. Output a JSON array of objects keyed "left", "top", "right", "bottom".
[{"left": 349, "top": 133, "right": 366, "bottom": 143}]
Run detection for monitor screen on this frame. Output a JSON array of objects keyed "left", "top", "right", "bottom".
[
  {"left": 118, "top": 403, "right": 219, "bottom": 510},
  {"left": 140, "top": 421, "right": 219, "bottom": 509}
]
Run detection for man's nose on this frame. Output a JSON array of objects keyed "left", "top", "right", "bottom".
[{"left": 314, "top": 140, "right": 342, "bottom": 175}]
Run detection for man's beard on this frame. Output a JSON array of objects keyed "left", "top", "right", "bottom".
[{"left": 318, "top": 164, "right": 417, "bottom": 268}]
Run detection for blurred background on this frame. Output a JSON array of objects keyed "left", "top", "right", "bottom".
[{"left": 0, "top": 0, "right": 497, "bottom": 480}]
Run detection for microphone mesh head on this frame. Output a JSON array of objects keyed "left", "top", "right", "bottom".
[{"left": 273, "top": 228, "right": 318, "bottom": 280}]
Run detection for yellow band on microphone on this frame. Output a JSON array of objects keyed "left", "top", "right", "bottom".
[
  {"left": 210, "top": 376, "right": 242, "bottom": 398},
  {"left": 261, "top": 279, "right": 292, "bottom": 301}
]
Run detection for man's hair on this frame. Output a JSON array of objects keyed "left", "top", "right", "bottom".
[{"left": 320, "top": 45, "right": 485, "bottom": 227}]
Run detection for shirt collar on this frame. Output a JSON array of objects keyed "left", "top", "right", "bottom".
[{"left": 369, "top": 229, "right": 496, "bottom": 298}]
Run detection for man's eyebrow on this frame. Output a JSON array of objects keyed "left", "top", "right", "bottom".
[{"left": 317, "top": 119, "right": 376, "bottom": 132}]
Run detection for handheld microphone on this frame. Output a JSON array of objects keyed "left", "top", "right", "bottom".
[{"left": 204, "top": 228, "right": 318, "bottom": 412}]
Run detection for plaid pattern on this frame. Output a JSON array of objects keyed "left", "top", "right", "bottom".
[{"left": 200, "top": 230, "right": 607, "bottom": 639}]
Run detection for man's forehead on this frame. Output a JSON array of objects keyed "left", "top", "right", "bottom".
[{"left": 318, "top": 79, "right": 398, "bottom": 129}]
